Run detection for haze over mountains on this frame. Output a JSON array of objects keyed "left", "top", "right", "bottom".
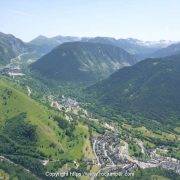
[
  {"left": 29, "top": 34, "right": 174, "bottom": 58},
  {"left": 82, "top": 37, "right": 173, "bottom": 59},
  {"left": 152, "top": 42, "right": 180, "bottom": 58},
  {"left": 29, "top": 35, "right": 80, "bottom": 54},
  {"left": 0, "top": 31, "right": 178, "bottom": 66}
]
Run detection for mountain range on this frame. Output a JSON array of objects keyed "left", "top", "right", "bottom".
[
  {"left": 82, "top": 37, "right": 173, "bottom": 58},
  {"left": 30, "top": 41, "right": 137, "bottom": 83},
  {"left": 0, "top": 33, "right": 81, "bottom": 66},
  {"left": 29, "top": 35, "right": 174, "bottom": 59},
  {"left": 0, "top": 32, "right": 28, "bottom": 65},
  {"left": 29, "top": 35, "right": 80, "bottom": 54},
  {"left": 0, "top": 31, "right": 177, "bottom": 66},
  {"left": 152, "top": 42, "right": 180, "bottom": 58}
]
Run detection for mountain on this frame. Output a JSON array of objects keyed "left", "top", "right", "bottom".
[
  {"left": 30, "top": 41, "right": 137, "bottom": 83},
  {"left": 82, "top": 37, "right": 173, "bottom": 60},
  {"left": 87, "top": 55, "right": 180, "bottom": 125},
  {"left": 28, "top": 35, "right": 59, "bottom": 55},
  {"left": 29, "top": 35, "right": 80, "bottom": 54},
  {"left": 0, "top": 31, "right": 174, "bottom": 67},
  {"left": 152, "top": 42, "right": 180, "bottom": 58},
  {"left": 0, "top": 32, "right": 28, "bottom": 65},
  {"left": 29, "top": 35, "right": 174, "bottom": 60}
]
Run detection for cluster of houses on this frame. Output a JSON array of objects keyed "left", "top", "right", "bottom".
[
  {"left": 92, "top": 131, "right": 180, "bottom": 175},
  {"left": 161, "top": 161, "right": 180, "bottom": 174},
  {"left": 93, "top": 132, "right": 124, "bottom": 167},
  {"left": 92, "top": 132, "right": 139, "bottom": 175},
  {"left": 0, "top": 66, "right": 24, "bottom": 77},
  {"left": 100, "top": 163, "right": 137, "bottom": 176},
  {"left": 61, "top": 96, "right": 79, "bottom": 109},
  {"left": 51, "top": 96, "right": 80, "bottom": 112}
]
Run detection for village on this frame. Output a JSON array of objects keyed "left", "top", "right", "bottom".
[
  {"left": 48, "top": 93, "right": 180, "bottom": 176},
  {"left": 0, "top": 66, "right": 24, "bottom": 77},
  {"left": 92, "top": 132, "right": 180, "bottom": 175}
]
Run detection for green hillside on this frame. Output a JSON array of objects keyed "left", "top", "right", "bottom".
[
  {"left": 0, "top": 78, "right": 90, "bottom": 178},
  {"left": 30, "top": 42, "right": 136, "bottom": 84},
  {"left": 87, "top": 55, "right": 180, "bottom": 127}
]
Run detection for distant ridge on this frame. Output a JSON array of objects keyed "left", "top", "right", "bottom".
[
  {"left": 0, "top": 32, "right": 28, "bottom": 65},
  {"left": 30, "top": 41, "right": 136, "bottom": 83},
  {"left": 152, "top": 42, "right": 180, "bottom": 58},
  {"left": 29, "top": 35, "right": 80, "bottom": 54}
]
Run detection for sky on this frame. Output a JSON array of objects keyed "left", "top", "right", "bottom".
[{"left": 0, "top": 0, "right": 180, "bottom": 42}]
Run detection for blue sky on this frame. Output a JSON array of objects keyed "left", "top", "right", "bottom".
[{"left": 0, "top": 0, "right": 180, "bottom": 42}]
